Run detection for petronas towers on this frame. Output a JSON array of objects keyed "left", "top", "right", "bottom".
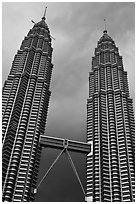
[
  {"left": 86, "top": 30, "right": 135, "bottom": 202},
  {"left": 2, "top": 9, "right": 135, "bottom": 202},
  {"left": 2, "top": 13, "right": 53, "bottom": 201}
]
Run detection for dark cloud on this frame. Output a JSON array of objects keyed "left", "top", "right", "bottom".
[{"left": 2, "top": 2, "right": 135, "bottom": 201}]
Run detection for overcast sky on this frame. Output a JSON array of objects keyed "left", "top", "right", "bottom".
[{"left": 2, "top": 2, "right": 135, "bottom": 202}]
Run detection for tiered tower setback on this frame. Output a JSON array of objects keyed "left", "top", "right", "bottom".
[
  {"left": 2, "top": 13, "right": 53, "bottom": 201},
  {"left": 86, "top": 30, "right": 135, "bottom": 202}
]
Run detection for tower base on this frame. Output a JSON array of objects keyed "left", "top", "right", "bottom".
[{"left": 85, "top": 196, "right": 93, "bottom": 202}]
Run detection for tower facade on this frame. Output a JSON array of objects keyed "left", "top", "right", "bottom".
[
  {"left": 86, "top": 30, "right": 135, "bottom": 202},
  {"left": 2, "top": 13, "right": 53, "bottom": 201}
]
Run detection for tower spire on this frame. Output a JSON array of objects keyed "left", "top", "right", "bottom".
[
  {"left": 103, "top": 19, "right": 107, "bottom": 34},
  {"left": 42, "top": 6, "right": 47, "bottom": 20}
]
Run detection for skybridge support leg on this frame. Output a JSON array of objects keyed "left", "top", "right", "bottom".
[{"left": 35, "top": 135, "right": 92, "bottom": 201}]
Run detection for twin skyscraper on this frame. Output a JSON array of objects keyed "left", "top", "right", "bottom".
[{"left": 2, "top": 8, "right": 135, "bottom": 202}]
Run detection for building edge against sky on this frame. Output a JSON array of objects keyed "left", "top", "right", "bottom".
[{"left": 86, "top": 30, "right": 135, "bottom": 202}]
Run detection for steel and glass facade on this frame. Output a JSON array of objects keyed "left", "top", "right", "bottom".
[
  {"left": 86, "top": 30, "right": 135, "bottom": 202},
  {"left": 2, "top": 16, "right": 53, "bottom": 201}
]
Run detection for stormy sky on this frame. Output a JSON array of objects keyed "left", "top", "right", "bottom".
[{"left": 2, "top": 2, "right": 135, "bottom": 202}]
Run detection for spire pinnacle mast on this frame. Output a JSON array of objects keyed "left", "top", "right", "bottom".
[
  {"left": 103, "top": 19, "right": 107, "bottom": 33},
  {"left": 42, "top": 6, "right": 47, "bottom": 20}
]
